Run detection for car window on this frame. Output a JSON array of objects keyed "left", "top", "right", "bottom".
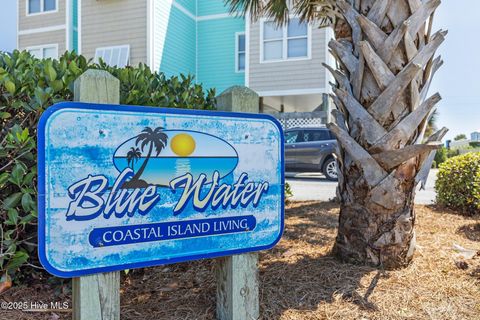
[
  {"left": 304, "top": 130, "right": 330, "bottom": 142},
  {"left": 285, "top": 131, "right": 300, "bottom": 144}
]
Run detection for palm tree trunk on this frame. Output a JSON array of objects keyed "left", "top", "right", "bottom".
[
  {"left": 333, "top": 167, "right": 417, "bottom": 268},
  {"left": 329, "top": 0, "right": 446, "bottom": 268},
  {"left": 131, "top": 143, "right": 153, "bottom": 182}
]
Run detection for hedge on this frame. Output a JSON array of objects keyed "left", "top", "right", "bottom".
[
  {"left": 0, "top": 50, "right": 216, "bottom": 279},
  {"left": 435, "top": 152, "right": 480, "bottom": 215}
]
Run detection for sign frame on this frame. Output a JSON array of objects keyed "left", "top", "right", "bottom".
[{"left": 38, "top": 102, "right": 285, "bottom": 277}]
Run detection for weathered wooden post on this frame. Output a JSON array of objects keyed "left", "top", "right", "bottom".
[
  {"left": 72, "top": 69, "right": 121, "bottom": 320},
  {"left": 215, "top": 86, "right": 260, "bottom": 320}
]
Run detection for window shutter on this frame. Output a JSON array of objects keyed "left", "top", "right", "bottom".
[{"left": 95, "top": 45, "right": 130, "bottom": 67}]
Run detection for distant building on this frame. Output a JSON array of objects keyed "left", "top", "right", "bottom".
[
  {"left": 471, "top": 131, "right": 480, "bottom": 142},
  {"left": 448, "top": 139, "right": 470, "bottom": 150}
]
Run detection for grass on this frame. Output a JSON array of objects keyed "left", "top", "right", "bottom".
[{"left": 1, "top": 202, "right": 479, "bottom": 320}]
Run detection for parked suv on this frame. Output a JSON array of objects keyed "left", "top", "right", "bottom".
[{"left": 284, "top": 127, "right": 338, "bottom": 181}]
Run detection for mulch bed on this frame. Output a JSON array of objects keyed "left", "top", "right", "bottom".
[{"left": 1, "top": 202, "right": 479, "bottom": 320}]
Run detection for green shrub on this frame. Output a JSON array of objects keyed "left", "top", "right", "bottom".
[
  {"left": 0, "top": 50, "right": 216, "bottom": 279},
  {"left": 96, "top": 60, "right": 216, "bottom": 109},
  {"left": 434, "top": 147, "right": 447, "bottom": 166},
  {"left": 285, "top": 182, "right": 293, "bottom": 202},
  {"left": 435, "top": 152, "right": 480, "bottom": 215},
  {"left": 447, "top": 148, "right": 460, "bottom": 158}
]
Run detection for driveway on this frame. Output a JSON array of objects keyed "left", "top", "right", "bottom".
[{"left": 286, "top": 169, "right": 438, "bottom": 205}]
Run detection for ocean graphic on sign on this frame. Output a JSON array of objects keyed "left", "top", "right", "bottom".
[
  {"left": 113, "top": 130, "right": 239, "bottom": 186},
  {"left": 38, "top": 103, "right": 284, "bottom": 277}
]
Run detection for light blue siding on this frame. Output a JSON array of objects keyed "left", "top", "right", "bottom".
[
  {"left": 157, "top": 3, "right": 196, "bottom": 77},
  {"left": 72, "top": 0, "right": 78, "bottom": 52},
  {"left": 67, "top": 0, "right": 244, "bottom": 92},
  {"left": 176, "top": 0, "right": 196, "bottom": 15},
  {"left": 151, "top": 0, "right": 245, "bottom": 92},
  {"left": 198, "top": 0, "right": 229, "bottom": 16},
  {"left": 197, "top": 17, "right": 245, "bottom": 93},
  {"left": 69, "top": 0, "right": 245, "bottom": 93}
]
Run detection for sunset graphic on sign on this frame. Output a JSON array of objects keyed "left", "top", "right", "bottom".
[
  {"left": 113, "top": 130, "right": 239, "bottom": 186},
  {"left": 170, "top": 133, "right": 196, "bottom": 157}
]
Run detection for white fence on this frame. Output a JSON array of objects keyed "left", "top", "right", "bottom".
[{"left": 272, "top": 111, "right": 327, "bottom": 130}]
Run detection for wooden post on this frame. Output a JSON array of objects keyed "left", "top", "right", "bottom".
[
  {"left": 215, "top": 86, "right": 260, "bottom": 320},
  {"left": 72, "top": 69, "right": 121, "bottom": 320}
]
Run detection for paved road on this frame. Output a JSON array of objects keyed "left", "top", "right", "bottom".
[{"left": 286, "top": 169, "right": 438, "bottom": 204}]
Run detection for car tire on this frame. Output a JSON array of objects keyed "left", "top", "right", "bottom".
[{"left": 323, "top": 158, "right": 338, "bottom": 181}]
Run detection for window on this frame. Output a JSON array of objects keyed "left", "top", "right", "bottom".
[
  {"left": 95, "top": 45, "right": 130, "bottom": 67},
  {"left": 262, "top": 18, "right": 309, "bottom": 62},
  {"left": 305, "top": 130, "right": 331, "bottom": 142},
  {"left": 27, "top": 44, "right": 58, "bottom": 59},
  {"left": 287, "top": 19, "right": 308, "bottom": 58},
  {"left": 236, "top": 33, "right": 246, "bottom": 72},
  {"left": 285, "top": 130, "right": 301, "bottom": 144},
  {"left": 263, "top": 22, "right": 283, "bottom": 61},
  {"left": 28, "top": 0, "right": 57, "bottom": 15}
]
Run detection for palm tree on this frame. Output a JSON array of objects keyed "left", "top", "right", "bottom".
[
  {"left": 126, "top": 147, "right": 142, "bottom": 170},
  {"left": 128, "top": 127, "right": 168, "bottom": 184},
  {"left": 228, "top": 0, "right": 447, "bottom": 269}
]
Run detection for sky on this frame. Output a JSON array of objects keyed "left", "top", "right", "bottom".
[
  {"left": 0, "top": 0, "right": 477, "bottom": 140},
  {"left": 0, "top": 0, "right": 16, "bottom": 52},
  {"left": 430, "top": 0, "right": 480, "bottom": 141}
]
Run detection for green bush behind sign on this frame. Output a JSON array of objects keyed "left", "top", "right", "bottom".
[{"left": 0, "top": 50, "right": 216, "bottom": 279}]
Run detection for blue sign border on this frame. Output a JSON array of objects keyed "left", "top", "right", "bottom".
[{"left": 37, "top": 102, "right": 285, "bottom": 278}]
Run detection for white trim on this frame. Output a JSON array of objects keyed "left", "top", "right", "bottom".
[
  {"left": 16, "top": 0, "right": 19, "bottom": 49},
  {"left": 25, "top": 43, "right": 59, "bottom": 59},
  {"left": 257, "top": 88, "right": 328, "bottom": 97},
  {"left": 235, "top": 32, "right": 245, "bottom": 73},
  {"left": 245, "top": 12, "right": 250, "bottom": 87},
  {"left": 78, "top": 0, "right": 82, "bottom": 54},
  {"left": 195, "top": 0, "right": 198, "bottom": 82},
  {"left": 259, "top": 17, "right": 312, "bottom": 64},
  {"left": 146, "top": 0, "right": 154, "bottom": 68},
  {"left": 324, "top": 26, "right": 335, "bottom": 94},
  {"left": 26, "top": 0, "right": 58, "bottom": 16},
  {"left": 172, "top": 1, "right": 196, "bottom": 20},
  {"left": 18, "top": 24, "right": 66, "bottom": 35},
  {"left": 197, "top": 12, "right": 232, "bottom": 21},
  {"left": 171, "top": 1, "right": 237, "bottom": 22},
  {"left": 66, "top": 0, "right": 71, "bottom": 51}
]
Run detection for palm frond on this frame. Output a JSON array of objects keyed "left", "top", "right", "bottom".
[
  {"left": 135, "top": 133, "right": 150, "bottom": 145},
  {"left": 226, "top": 0, "right": 264, "bottom": 21},
  {"left": 134, "top": 127, "right": 168, "bottom": 155},
  {"left": 153, "top": 143, "right": 165, "bottom": 156},
  {"left": 264, "top": 0, "right": 290, "bottom": 25},
  {"left": 225, "top": 0, "right": 339, "bottom": 25},
  {"left": 153, "top": 133, "right": 168, "bottom": 156},
  {"left": 142, "top": 127, "right": 154, "bottom": 134},
  {"left": 140, "top": 138, "right": 151, "bottom": 152}
]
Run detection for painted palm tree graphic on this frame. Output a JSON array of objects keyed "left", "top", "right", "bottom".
[
  {"left": 124, "top": 127, "right": 168, "bottom": 188},
  {"left": 126, "top": 147, "right": 141, "bottom": 169}
]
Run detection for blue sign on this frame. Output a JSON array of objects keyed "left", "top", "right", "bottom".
[{"left": 38, "top": 102, "right": 284, "bottom": 277}]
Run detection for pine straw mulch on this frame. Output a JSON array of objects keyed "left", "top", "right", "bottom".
[{"left": 1, "top": 202, "right": 480, "bottom": 320}]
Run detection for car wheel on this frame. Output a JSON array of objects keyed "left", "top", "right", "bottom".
[{"left": 323, "top": 158, "right": 338, "bottom": 181}]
